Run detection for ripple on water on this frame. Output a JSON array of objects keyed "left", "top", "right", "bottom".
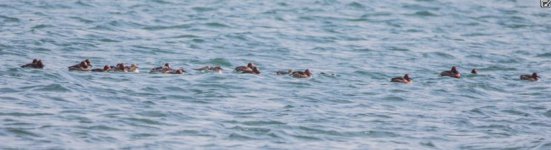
[
  {"left": 422, "top": 52, "right": 456, "bottom": 59},
  {"left": 0, "top": 15, "right": 19, "bottom": 23},
  {"left": 347, "top": 2, "right": 365, "bottom": 9},
  {"left": 142, "top": 24, "right": 191, "bottom": 31},
  {"left": 81, "top": 125, "right": 121, "bottom": 131},
  {"left": 382, "top": 95, "right": 406, "bottom": 102},
  {"left": 31, "top": 24, "right": 54, "bottom": 31},
  {"left": 204, "top": 22, "right": 230, "bottom": 28},
  {"left": 229, "top": 126, "right": 272, "bottom": 135},
  {"left": 122, "top": 117, "right": 169, "bottom": 128},
  {"left": 241, "top": 120, "right": 286, "bottom": 126},
  {"left": 411, "top": 10, "right": 438, "bottom": 17},
  {"left": 536, "top": 52, "right": 551, "bottom": 58},
  {"left": 6, "top": 128, "right": 41, "bottom": 137},
  {"left": 205, "top": 58, "right": 232, "bottom": 67},
  {"left": 228, "top": 133, "right": 255, "bottom": 140},
  {"left": 0, "top": 112, "right": 52, "bottom": 117},
  {"left": 501, "top": 109, "right": 530, "bottom": 117},
  {"left": 34, "top": 84, "right": 71, "bottom": 92},
  {"left": 0, "top": 96, "right": 19, "bottom": 100},
  {"left": 0, "top": 87, "right": 18, "bottom": 93},
  {"left": 543, "top": 110, "right": 551, "bottom": 118},
  {"left": 386, "top": 46, "right": 410, "bottom": 52},
  {"left": 192, "top": 6, "right": 215, "bottom": 12}
]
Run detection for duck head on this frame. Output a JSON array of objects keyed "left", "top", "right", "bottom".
[
  {"left": 32, "top": 59, "right": 38, "bottom": 64},
  {"left": 117, "top": 63, "right": 125, "bottom": 70},
  {"left": 79, "top": 61, "right": 87, "bottom": 68},
  {"left": 36, "top": 60, "right": 44, "bottom": 68},
  {"left": 451, "top": 66, "right": 461, "bottom": 78},
  {"left": 130, "top": 64, "right": 138, "bottom": 69},
  {"left": 304, "top": 69, "right": 312, "bottom": 76},
  {"left": 404, "top": 74, "right": 411, "bottom": 81},
  {"left": 532, "top": 72, "right": 540, "bottom": 79},
  {"left": 247, "top": 63, "right": 255, "bottom": 68},
  {"left": 252, "top": 67, "right": 260, "bottom": 74},
  {"left": 84, "top": 59, "right": 92, "bottom": 67},
  {"left": 451, "top": 66, "right": 459, "bottom": 74},
  {"left": 103, "top": 65, "right": 111, "bottom": 71},
  {"left": 471, "top": 69, "right": 478, "bottom": 74},
  {"left": 164, "top": 63, "right": 170, "bottom": 68}
]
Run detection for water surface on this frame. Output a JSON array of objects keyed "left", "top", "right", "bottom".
[{"left": 1, "top": 0, "right": 551, "bottom": 149}]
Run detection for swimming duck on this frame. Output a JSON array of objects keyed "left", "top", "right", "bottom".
[
  {"left": 471, "top": 69, "right": 478, "bottom": 74},
  {"left": 150, "top": 63, "right": 172, "bottom": 73},
  {"left": 520, "top": 72, "right": 540, "bottom": 81},
  {"left": 291, "top": 69, "right": 312, "bottom": 78},
  {"left": 113, "top": 63, "right": 127, "bottom": 72},
  {"left": 125, "top": 64, "right": 139, "bottom": 73},
  {"left": 235, "top": 63, "right": 255, "bottom": 73},
  {"left": 276, "top": 69, "right": 293, "bottom": 75},
  {"left": 242, "top": 66, "right": 260, "bottom": 74},
  {"left": 21, "top": 59, "right": 44, "bottom": 69},
  {"left": 440, "top": 66, "right": 461, "bottom": 78},
  {"left": 92, "top": 65, "right": 112, "bottom": 72},
  {"left": 169, "top": 68, "right": 186, "bottom": 74},
  {"left": 194, "top": 65, "right": 223, "bottom": 73},
  {"left": 68, "top": 59, "right": 92, "bottom": 71},
  {"left": 391, "top": 74, "right": 412, "bottom": 83}
]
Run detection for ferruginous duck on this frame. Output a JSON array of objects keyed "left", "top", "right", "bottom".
[
  {"left": 68, "top": 59, "right": 92, "bottom": 71},
  {"left": 520, "top": 72, "right": 540, "bottom": 81},
  {"left": 113, "top": 63, "right": 127, "bottom": 72},
  {"left": 291, "top": 69, "right": 312, "bottom": 78},
  {"left": 235, "top": 63, "right": 255, "bottom": 73},
  {"left": 440, "top": 66, "right": 461, "bottom": 78},
  {"left": 125, "top": 64, "right": 139, "bottom": 73},
  {"left": 150, "top": 63, "right": 172, "bottom": 73},
  {"left": 21, "top": 59, "right": 44, "bottom": 69},
  {"left": 391, "top": 74, "right": 412, "bottom": 83}
]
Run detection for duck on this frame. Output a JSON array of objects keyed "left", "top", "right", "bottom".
[
  {"left": 291, "top": 69, "right": 312, "bottom": 78},
  {"left": 391, "top": 74, "right": 412, "bottom": 83},
  {"left": 169, "top": 68, "right": 186, "bottom": 74},
  {"left": 68, "top": 59, "right": 92, "bottom": 71},
  {"left": 276, "top": 69, "right": 293, "bottom": 75},
  {"left": 125, "top": 64, "right": 139, "bottom": 73},
  {"left": 242, "top": 66, "right": 260, "bottom": 74},
  {"left": 21, "top": 59, "right": 44, "bottom": 69},
  {"left": 440, "top": 66, "right": 461, "bottom": 78},
  {"left": 235, "top": 63, "right": 255, "bottom": 73},
  {"left": 520, "top": 72, "right": 540, "bottom": 81},
  {"left": 194, "top": 65, "right": 223, "bottom": 73},
  {"left": 150, "top": 63, "right": 172, "bottom": 73},
  {"left": 92, "top": 65, "right": 112, "bottom": 72},
  {"left": 113, "top": 63, "right": 127, "bottom": 72},
  {"left": 471, "top": 69, "right": 478, "bottom": 74}
]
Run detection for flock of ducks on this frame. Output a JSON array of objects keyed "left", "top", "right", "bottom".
[
  {"left": 20, "top": 59, "right": 541, "bottom": 83},
  {"left": 20, "top": 59, "right": 313, "bottom": 78},
  {"left": 388, "top": 66, "right": 540, "bottom": 83}
]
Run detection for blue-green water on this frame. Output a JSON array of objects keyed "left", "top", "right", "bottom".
[{"left": 1, "top": 0, "right": 551, "bottom": 149}]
